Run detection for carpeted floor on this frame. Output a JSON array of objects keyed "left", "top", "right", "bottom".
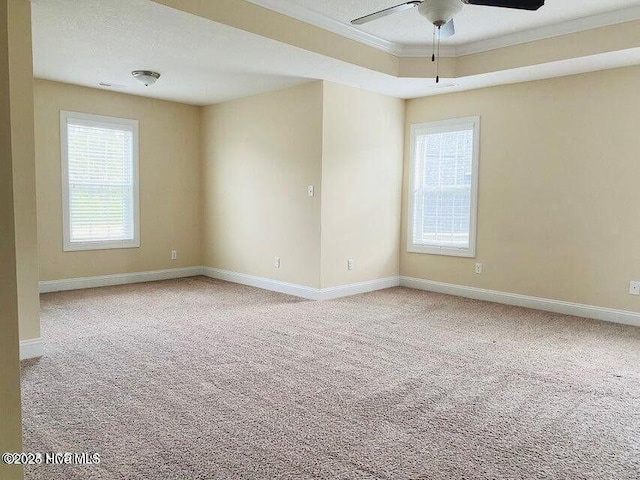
[{"left": 21, "top": 276, "right": 640, "bottom": 479}]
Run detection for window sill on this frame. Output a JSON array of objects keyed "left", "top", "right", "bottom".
[
  {"left": 63, "top": 240, "right": 140, "bottom": 252},
  {"left": 407, "top": 244, "right": 476, "bottom": 258}
]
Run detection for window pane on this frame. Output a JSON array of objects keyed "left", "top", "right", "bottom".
[
  {"left": 69, "top": 185, "right": 134, "bottom": 242},
  {"left": 412, "top": 127, "right": 473, "bottom": 249},
  {"left": 66, "top": 121, "right": 135, "bottom": 243}
]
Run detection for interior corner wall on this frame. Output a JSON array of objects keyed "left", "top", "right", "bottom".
[
  {"left": 34, "top": 79, "right": 203, "bottom": 282},
  {"left": 201, "top": 82, "right": 324, "bottom": 289},
  {"left": 320, "top": 81, "right": 404, "bottom": 289},
  {"left": 9, "top": 0, "right": 39, "bottom": 342},
  {"left": 401, "top": 65, "right": 640, "bottom": 313}
]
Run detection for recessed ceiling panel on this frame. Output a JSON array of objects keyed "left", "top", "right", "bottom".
[
  {"left": 275, "top": 0, "right": 640, "bottom": 46},
  {"left": 30, "top": 0, "right": 640, "bottom": 104}
]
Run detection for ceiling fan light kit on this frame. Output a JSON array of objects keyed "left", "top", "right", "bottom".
[
  {"left": 351, "top": 0, "right": 545, "bottom": 83},
  {"left": 418, "top": 0, "right": 463, "bottom": 26},
  {"left": 131, "top": 70, "right": 161, "bottom": 87}
]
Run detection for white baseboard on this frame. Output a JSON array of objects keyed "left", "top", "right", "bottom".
[
  {"left": 20, "top": 337, "right": 43, "bottom": 360},
  {"left": 40, "top": 266, "right": 204, "bottom": 293},
  {"left": 202, "top": 267, "right": 399, "bottom": 301},
  {"left": 318, "top": 276, "right": 400, "bottom": 300},
  {"left": 400, "top": 276, "right": 640, "bottom": 328},
  {"left": 43, "top": 267, "right": 637, "bottom": 327},
  {"left": 39, "top": 265, "right": 399, "bottom": 301},
  {"left": 203, "top": 267, "right": 320, "bottom": 299}
]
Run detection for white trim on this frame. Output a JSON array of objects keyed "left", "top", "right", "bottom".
[
  {"left": 202, "top": 267, "right": 399, "bottom": 301},
  {"left": 400, "top": 276, "right": 640, "bottom": 328},
  {"left": 397, "top": 44, "right": 456, "bottom": 58},
  {"left": 244, "top": 0, "right": 409, "bottom": 56},
  {"left": 37, "top": 268, "right": 640, "bottom": 328},
  {"left": 40, "top": 267, "right": 204, "bottom": 293},
  {"left": 60, "top": 110, "right": 140, "bottom": 252},
  {"left": 318, "top": 277, "right": 400, "bottom": 301},
  {"left": 455, "top": 6, "right": 640, "bottom": 57},
  {"left": 40, "top": 266, "right": 400, "bottom": 300},
  {"left": 245, "top": 0, "right": 640, "bottom": 59},
  {"left": 203, "top": 267, "right": 320, "bottom": 300},
  {"left": 20, "top": 337, "right": 44, "bottom": 360},
  {"left": 408, "top": 116, "right": 480, "bottom": 258}
]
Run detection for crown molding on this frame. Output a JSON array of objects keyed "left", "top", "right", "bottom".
[
  {"left": 245, "top": 1, "right": 640, "bottom": 59},
  {"left": 454, "top": 5, "right": 640, "bottom": 57},
  {"left": 244, "top": 0, "right": 406, "bottom": 55},
  {"left": 396, "top": 43, "right": 456, "bottom": 58},
  {"left": 245, "top": 0, "right": 455, "bottom": 57}
]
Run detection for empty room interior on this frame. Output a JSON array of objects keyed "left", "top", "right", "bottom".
[{"left": 2, "top": 0, "right": 640, "bottom": 478}]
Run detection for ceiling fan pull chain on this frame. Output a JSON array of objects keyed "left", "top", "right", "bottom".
[
  {"left": 436, "top": 26, "right": 441, "bottom": 83},
  {"left": 432, "top": 24, "right": 436, "bottom": 62}
]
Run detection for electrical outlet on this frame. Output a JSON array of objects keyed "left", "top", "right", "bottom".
[
  {"left": 274, "top": 257, "right": 281, "bottom": 269},
  {"left": 171, "top": 250, "right": 177, "bottom": 260},
  {"left": 307, "top": 185, "right": 314, "bottom": 197},
  {"left": 475, "top": 263, "right": 483, "bottom": 275},
  {"left": 347, "top": 259, "right": 354, "bottom": 271},
  {"left": 629, "top": 281, "right": 640, "bottom": 296}
]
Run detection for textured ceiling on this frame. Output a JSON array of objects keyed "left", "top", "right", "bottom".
[
  {"left": 30, "top": 0, "right": 640, "bottom": 105},
  {"left": 32, "top": 0, "right": 456, "bottom": 104},
  {"left": 31, "top": 0, "right": 314, "bottom": 105},
  {"left": 269, "top": 0, "right": 640, "bottom": 46}
]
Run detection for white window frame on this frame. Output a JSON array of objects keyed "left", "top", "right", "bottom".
[
  {"left": 60, "top": 110, "right": 140, "bottom": 252},
  {"left": 407, "top": 116, "right": 480, "bottom": 258}
]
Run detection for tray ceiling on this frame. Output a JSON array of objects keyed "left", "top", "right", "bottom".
[{"left": 249, "top": 0, "right": 640, "bottom": 49}]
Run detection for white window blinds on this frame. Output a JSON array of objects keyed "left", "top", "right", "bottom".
[
  {"left": 61, "top": 112, "right": 139, "bottom": 251},
  {"left": 409, "top": 118, "right": 479, "bottom": 257}
]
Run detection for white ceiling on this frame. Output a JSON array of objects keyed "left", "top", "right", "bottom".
[
  {"left": 253, "top": 0, "right": 640, "bottom": 47},
  {"left": 31, "top": 0, "right": 314, "bottom": 105},
  {"left": 31, "top": 0, "right": 487, "bottom": 105},
  {"left": 31, "top": 0, "right": 640, "bottom": 105}
]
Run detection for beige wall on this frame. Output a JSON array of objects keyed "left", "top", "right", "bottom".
[
  {"left": 1, "top": 1, "right": 28, "bottom": 478},
  {"left": 9, "top": 0, "right": 39, "bottom": 342},
  {"left": 402, "top": 65, "right": 640, "bottom": 312},
  {"left": 35, "top": 80, "right": 202, "bottom": 281},
  {"left": 321, "top": 82, "right": 403, "bottom": 288},
  {"left": 201, "top": 82, "right": 323, "bottom": 288},
  {"left": 34, "top": 54, "right": 640, "bottom": 316}
]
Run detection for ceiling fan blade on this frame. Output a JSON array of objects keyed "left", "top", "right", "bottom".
[
  {"left": 463, "top": 0, "right": 544, "bottom": 10},
  {"left": 439, "top": 19, "right": 455, "bottom": 38},
  {"left": 351, "top": 1, "right": 421, "bottom": 25}
]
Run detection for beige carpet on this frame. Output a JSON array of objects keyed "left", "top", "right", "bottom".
[{"left": 21, "top": 276, "right": 640, "bottom": 479}]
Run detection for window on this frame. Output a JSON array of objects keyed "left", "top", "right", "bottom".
[
  {"left": 60, "top": 111, "right": 139, "bottom": 251},
  {"left": 408, "top": 116, "right": 480, "bottom": 257}
]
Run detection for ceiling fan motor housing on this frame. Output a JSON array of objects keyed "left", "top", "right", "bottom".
[{"left": 418, "top": 0, "right": 464, "bottom": 26}]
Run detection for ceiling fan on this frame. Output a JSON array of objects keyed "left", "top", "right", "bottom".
[{"left": 351, "top": 0, "right": 545, "bottom": 82}]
